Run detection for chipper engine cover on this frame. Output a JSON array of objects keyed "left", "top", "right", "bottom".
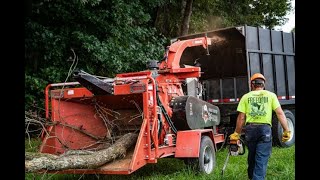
[{"left": 170, "top": 96, "right": 220, "bottom": 130}]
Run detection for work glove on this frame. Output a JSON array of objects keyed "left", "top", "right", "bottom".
[
  {"left": 282, "top": 130, "right": 291, "bottom": 142},
  {"left": 229, "top": 132, "right": 240, "bottom": 141}
]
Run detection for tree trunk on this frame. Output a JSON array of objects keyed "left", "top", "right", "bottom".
[
  {"left": 154, "top": 5, "right": 169, "bottom": 36},
  {"left": 25, "top": 132, "right": 138, "bottom": 172},
  {"left": 180, "top": 0, "right": 193, "bottom": 36},
  {"left": 177, "top": 0, "right": 187, "bottom": 36}
]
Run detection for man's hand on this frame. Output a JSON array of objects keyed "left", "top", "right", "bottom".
[
  {"left": 282, "top": 130, "right": 291, "bottom": 142},
  {"left": 229, "top": 132, "right": 240, "bottom": 141}
]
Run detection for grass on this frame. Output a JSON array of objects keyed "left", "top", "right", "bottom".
[{"left": 25, "top": 138, "right": 295, "bottom": 180}]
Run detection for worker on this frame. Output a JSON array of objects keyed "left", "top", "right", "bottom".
[{"left": 229, "top": 73, "right": 291, "bottom": 180}]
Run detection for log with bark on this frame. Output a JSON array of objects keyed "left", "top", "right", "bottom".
[{"left": 25, "top": 132, "right": 138, "bottom": 173}]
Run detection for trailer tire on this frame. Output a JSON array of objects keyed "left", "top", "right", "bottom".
[
  {"left": 272, "top": 109, "right": 295, "bottom": 148},
  {"left": 184, "top": 136, "right": 216, "bottom": 174}
]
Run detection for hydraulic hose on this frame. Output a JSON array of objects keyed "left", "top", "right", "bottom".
[{"left": 155, "top": 83, "right": 177, "bottom": 134}]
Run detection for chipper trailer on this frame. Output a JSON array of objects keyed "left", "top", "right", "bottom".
[
  {"left": 38, "top": 35, "right": 225, "bottom": 175},
  {"left": 36, "top": 25, "right": 295, "bottom": 176}
]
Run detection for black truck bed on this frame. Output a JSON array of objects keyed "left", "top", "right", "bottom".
[{"left": 177, "top": 25, "right": 295, "bottom": 107}]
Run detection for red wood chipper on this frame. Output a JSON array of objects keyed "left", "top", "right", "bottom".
[{"left": 39, "top": 36, "right": 225, "bottom": 175}]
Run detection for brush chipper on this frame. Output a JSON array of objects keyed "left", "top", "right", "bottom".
[{"left": 37, "top": 36, "right": 225, "bottom": 175}]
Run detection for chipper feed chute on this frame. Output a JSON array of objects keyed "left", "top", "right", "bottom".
[{"left": 40, "top": 70, "right": 158, "bottom": 175}]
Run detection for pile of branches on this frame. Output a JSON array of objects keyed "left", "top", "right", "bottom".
[{"left": 25, "top": 110, "right": 139, "bottom": 173}]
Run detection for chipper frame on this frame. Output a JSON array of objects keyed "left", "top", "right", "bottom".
[{"left": 39, "top": 36, "right": 225, "bottom": 175}]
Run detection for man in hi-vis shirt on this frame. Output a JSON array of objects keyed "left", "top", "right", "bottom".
[{"left": 229, "top": 73, "right": 291, "bottom": 180}]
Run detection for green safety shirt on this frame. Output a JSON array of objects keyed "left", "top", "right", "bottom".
[{"left": 237, "top": 90, "right": 280, "bottom": 126}]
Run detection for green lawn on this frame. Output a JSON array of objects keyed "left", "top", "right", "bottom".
[{"left": 25, "top": 139, "right": 295, "bottom": 180}]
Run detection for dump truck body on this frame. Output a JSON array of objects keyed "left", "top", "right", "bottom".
[{"left": 177, "top": 25, "right": 295, "bottom": 147}]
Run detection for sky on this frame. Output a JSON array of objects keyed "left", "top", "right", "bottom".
[{"left": 275, "top": 0, "right": 295, "bottom": 32}]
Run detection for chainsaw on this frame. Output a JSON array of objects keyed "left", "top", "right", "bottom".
[{"left": 221, "top": 137, "right": 245, "bottom": 176}]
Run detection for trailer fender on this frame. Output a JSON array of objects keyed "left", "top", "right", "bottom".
[{"left": 175, "top": 129, "right": 215, "bottom": 158}]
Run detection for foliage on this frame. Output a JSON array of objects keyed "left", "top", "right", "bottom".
[
  {"left": 154, "top": 0, "right": 292, "bottom": 37},
  {"left": 215, "top": 0, "right": 293, "bottom": 29},
  {"left": 153, "top": 0, "right": 183, "bottom": 37},
  {"left": 188, "top": 0, "right": 225, "bottom": 33},
  {"left": 25, "top": 0, "right": 293, "bottom": 111},
  {"left": 25, "top": 0, "right": 167, "bottom": 111}
]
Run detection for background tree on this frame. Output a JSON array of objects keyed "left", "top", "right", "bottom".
[
  {"left": 25, "top": 0, "right": 293, "bottom": 113},
  {"left": 216, "top": 0, "right": 293, "bottom": 29},
  {"left": 25, "top": 0, "right": 167, "bottom": 111},
  {"left": 154, "top": 0, "right": 292, "bottom": 37}
]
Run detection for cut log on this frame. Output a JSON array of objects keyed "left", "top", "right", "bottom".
[
  {"left": 25, "top": 152, "right": 59, "bottom": 161},
  {"left": 25, "top": 132, "right": 138, "bottom": 173}
]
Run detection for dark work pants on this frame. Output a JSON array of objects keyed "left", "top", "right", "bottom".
[{"left": 245, "top": 124, "right": 272, "bottom": 180}]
